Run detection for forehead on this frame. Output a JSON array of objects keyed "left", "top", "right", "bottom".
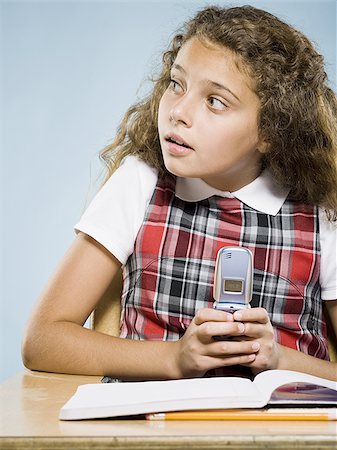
[{"left": 173, "top": 37, "right": 257, "bottom": 97}]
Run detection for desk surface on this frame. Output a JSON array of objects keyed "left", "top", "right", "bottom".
[{"left": 1, "top": 370, "right": 336, "bottom": 450}]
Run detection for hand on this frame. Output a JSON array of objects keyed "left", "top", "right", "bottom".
[
  {"left": 233, "top": 307, "right": 281, "bottom": 375},
  {"left": 172, "top": 308, "right": 260, "bottom": 378}
]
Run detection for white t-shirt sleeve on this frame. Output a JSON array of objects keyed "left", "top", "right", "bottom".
[
  {"left": 74, "top": 156, "right": 158, "bottom": 265},
  {"left": 319, "top": 209, "right": 337, "bottom": 301}
]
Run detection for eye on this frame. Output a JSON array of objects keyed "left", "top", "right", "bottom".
[
  {"left": 168, "top": 79, "right": 183, "bottom": 93},
  {"left": 207, "top": 97, "right": 227, "bottom": 110}
]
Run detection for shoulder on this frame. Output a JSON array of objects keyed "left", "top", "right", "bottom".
[
  {"left": 104, "top": 155, "right": 158, "bottom": 193},
  {"left": 93, "top": 155, "right": 159, "bottom": 212},
  {"left": 74, "top": 156, "right": 158, "bottom": 264}
]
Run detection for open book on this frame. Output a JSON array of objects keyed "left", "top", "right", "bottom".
[{"left": 59, "top": 369, "right": 337, "bottom": 420}]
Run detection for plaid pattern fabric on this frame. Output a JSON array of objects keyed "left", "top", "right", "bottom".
[{"left": 120, "top": 174, "right": 329, "bottom": 362}]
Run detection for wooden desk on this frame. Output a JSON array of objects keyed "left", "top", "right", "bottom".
[{"left": 1, "top": 370, "right": 336, "bottom": 449}]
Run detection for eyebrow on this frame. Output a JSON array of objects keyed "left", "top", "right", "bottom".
[{"left": 172, "top": 63, "right": 241, "bottom": 102}]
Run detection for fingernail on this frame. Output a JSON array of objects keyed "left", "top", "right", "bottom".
[
  {"left": 252, "top": 342, "right": 260, "bottom": 351},
  {"left": 235, "top": 312, "right": 242, "bottom": 320}
]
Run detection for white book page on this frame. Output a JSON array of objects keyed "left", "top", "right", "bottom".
[
  {"left": 60, "top": 376, "right": 263, "bottom": 420},
  {"left": 253, "top": 369, "right": 337, "bottom": 404}
]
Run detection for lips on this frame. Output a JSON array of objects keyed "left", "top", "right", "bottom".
[{"left": 165, "top": 133, "right": 193, "bottom": 150}]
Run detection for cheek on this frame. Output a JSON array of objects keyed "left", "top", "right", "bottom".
[{"left": 220, "top": 119, "right": 259, "bottom": 147}]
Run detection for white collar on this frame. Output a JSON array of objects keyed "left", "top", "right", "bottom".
[{"left": 175, "top": 170, "right": 290, "bottom": 216}]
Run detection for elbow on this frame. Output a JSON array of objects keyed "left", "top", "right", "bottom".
[
  {"left": 21, "top": 327, "right": 44, "bottom": 371},
  {"left": 21, "top": 332, "right": 36, "bottom": 370}
]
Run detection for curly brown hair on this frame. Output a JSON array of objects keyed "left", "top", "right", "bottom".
[{"left": 100, "top": 5, "right": 337, "bottom": 220}]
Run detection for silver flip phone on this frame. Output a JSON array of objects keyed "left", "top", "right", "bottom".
[{"left": 213, "top": 246, "right": 253, "bottom": 312}]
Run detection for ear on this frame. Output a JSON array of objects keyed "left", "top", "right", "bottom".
[{"left": 257, "top": 139, "right": 269, "bottom": 154}]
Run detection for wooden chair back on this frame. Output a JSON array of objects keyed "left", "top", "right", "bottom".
[{"left": 91, "top": 269, "right": 122, "bottom": 337}]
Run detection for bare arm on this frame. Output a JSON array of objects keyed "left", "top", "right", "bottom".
[
  {"left": 22, "top": 233, "right": 258, "bottom": 379},
  {"left": 22, "top": 233, "right": 177, "bottom": 379},
  {"left": 277, "top": 300, "right": 337, "bottom": 380}
]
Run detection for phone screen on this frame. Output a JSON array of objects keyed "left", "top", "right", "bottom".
[{"left": 223, "top": 279, "right": 243, "bottom": 293}]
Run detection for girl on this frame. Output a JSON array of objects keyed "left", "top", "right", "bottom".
[{"left": 22, "top": 5, "right": 337, "bottom": 381}]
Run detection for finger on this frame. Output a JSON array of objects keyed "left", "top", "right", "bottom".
[
  {"left": 233, "top": 307, "right": 269, "bottom": 324},
  {"left": 220, "top": 353, "right": 257, "bottom": 366},
  {"left": 200, "top": 353, "right": 258, "bottom": 371},
  {"left": 197, "top": 321, "right": 245, "bottom": 339},
  {"left": 194, "top": 308, "right": 234, "bottom": 326},
  {"left": 207, "top": 339, "right": 260, "bottom": 357},
  {"left": 242, "top": 322, "right": 274, "bottom": 339}
]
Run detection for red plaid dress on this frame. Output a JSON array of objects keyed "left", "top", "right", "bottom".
[{"left": 120, "top": 174, "right": 329, "bottom": 363}]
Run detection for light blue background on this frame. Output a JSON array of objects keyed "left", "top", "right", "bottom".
[{"left": 1, "top": 0, "right": 336, "bottom": 382}]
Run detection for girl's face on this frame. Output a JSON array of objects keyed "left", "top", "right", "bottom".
[{"left": 158, "top": 37, "right": 267, "bottom": 192}]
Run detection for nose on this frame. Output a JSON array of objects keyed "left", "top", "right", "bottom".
[{"left": 169, "top": 93, "right": 193, "bottom": 127}]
